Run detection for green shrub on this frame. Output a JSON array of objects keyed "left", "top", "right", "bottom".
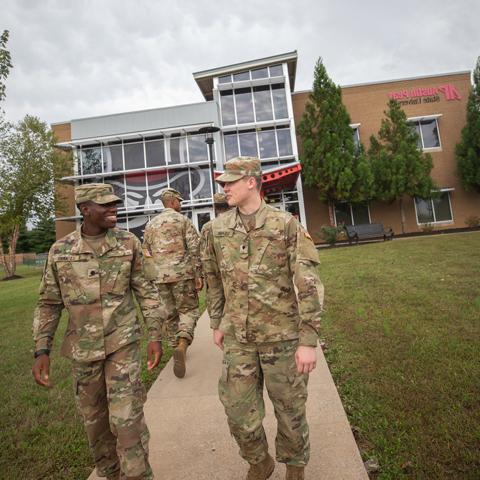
[
  {"left": 320, "top": 225, "right": 344, "bottom": 246},
  {"left": 465, "top": 215, "right": 480, "bottom": 228}
]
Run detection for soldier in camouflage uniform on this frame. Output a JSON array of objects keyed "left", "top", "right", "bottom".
[
  {"left": 32, "top": 183, "right": 163, "bottom": 480},
  {"left": 142, "top": 188, "right": 203, "bottom": 378},
  {"left": 201, "top": 157, "right": 324, "bottom": 480}
]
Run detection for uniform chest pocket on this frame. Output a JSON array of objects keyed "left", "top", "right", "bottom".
[
  {"left": 250, "top": 232, "right": 288, "bottom": 277},
  {"left": 55, "top": 256, "right": 97, "bottom": 305},
  {"left": 103, "top": 252, "right": 133, "bottom": 295}
]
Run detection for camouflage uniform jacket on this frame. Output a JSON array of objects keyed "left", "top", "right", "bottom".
[
  {"left": 201, "top": 201, "right": 324, "bottom": 346},
  {"left": 33, "top": 228, "right": 163, "bottom": 362},
  {"left": 143, "top": 208, "right": 202, "bottom": 283}
]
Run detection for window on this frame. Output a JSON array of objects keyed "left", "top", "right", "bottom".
[
  {"left": 415, "top": 192, "right": 452, "bottom": 224},
  {"left": 277, "top": 127, "right": 293, "bottom": 156},
  {"left": 105, "top": 176, "right": 125, "bottom": 208},
  {"left": 258, "top": 129, "right": 277, "bottom": 159},
  {"left": 335, "top": 202, "right": 370, "bottom": 226},
  {"left": 125, "top": 172, "right": 148, "bottom": 210},
  {"left": 235, "top": 88, "right": 255, "bottom": 124},
  {"left": 352, "top": 127, "right": 360, "bottom": 146},
  {"left": 220, "top": 90, "right": 236, "bottom": 126},
  {"left": 81, "top": 147, "right": 102, "bottom": 175},
  {"left": 190, "top": 167, "right": 212, "bottom": 200},
  {"left": 233, "top": 71, "right": 249, "bottom": 82},
  {"left": 272, "top": 84, "right": 288, "bottom": 119},
  {"left": 269, "top": 65, "right": 283, "bottom": 77},
  {"left": 187, "top": 135, "right": 208, "bottom": 163},
  {"left": 409, "top": 117, "right": 441, "bottom": 149},
  {"left": 103, "top": 144, "right": 123, "bottom": 172},
  {"left": 253, "top": 85, "right": 273, "bottom": 122},
  {"left": 251, "top": 67, "right": 268, "bottom": 80},
  {"left": 124, "top": 142, "right": 144, "bottom": 170},
  {"left": 169, "top": 135, "right": 187, "bottom": 164},
  {"left": 145, "top": 139, "right": 165, "bottom": 167},
  {"left": 238, "top": 131, "right": 258, "bottom": 157},
  {"left": 224, "top": 132, "right": 239, "bottom": 160},
  {"left": 169, "top": 169, "right": 191, "bottom": 201}
]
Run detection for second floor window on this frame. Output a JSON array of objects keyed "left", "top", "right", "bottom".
[{"left": 408, "top": 117, "right": 441, "bottom": 149}]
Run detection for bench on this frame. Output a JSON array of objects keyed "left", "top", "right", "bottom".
[{"left": 344, "top": 223, "right": 394, "bottom": 244}]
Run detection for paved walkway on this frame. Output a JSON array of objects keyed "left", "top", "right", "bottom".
[{"left": 89, "top": 312, "right": 368, "bottom": 480}]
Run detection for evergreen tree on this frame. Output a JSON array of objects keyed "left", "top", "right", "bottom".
[
  {"left": 298, "top": 58, "right": 374, "bottom": 225},
  {"left": 369, "top": 99, "right": 437, "bottom": 233},
  {"left": 456, "top": 56, "right": 480, "bottom": 192},
  {"left": 0, "top": 30, "right": 12, "bottom": 103}
]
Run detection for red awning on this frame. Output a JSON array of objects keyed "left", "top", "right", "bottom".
[{"left": 215, "top": 162, "right": 301, "bottom": 193}]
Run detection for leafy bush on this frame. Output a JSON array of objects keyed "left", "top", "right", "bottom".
[
  {"left": 320, "top": 225, "right": 344, "bottom": 246},
  {"left": 465, "top": 215, "right": 480, "bottom": 228}
]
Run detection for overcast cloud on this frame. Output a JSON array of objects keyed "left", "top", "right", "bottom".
[{"left": 2, "top": 0, "right": 479, "bottom": 124}]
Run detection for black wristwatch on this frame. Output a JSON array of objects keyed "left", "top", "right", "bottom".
[{"left": 34, "top": 349, "right": 50, "bottom": 358}]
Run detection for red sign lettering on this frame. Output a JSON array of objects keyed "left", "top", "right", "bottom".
[{"left": 388, "top": 83, "right": 461, "bottom": 101}]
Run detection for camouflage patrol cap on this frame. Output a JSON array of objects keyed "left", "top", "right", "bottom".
[
  {"left": 213, "top": 192, "right": 228, "bottom": 205},
  {"left": 215, "top": 156, "right": 262, "bottom": 183},
  {"left": 75, "top": 183, "right": 121, "bottom": 205},
  {"left": 159, "top": 188, "right": 183, "bottom": 201}
]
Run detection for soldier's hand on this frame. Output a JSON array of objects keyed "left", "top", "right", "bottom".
[
  {"left": 195, "top": 277, "right": 204, "bottom": 291},
  {"left": 32, "top": 354, "right": 53, "bottom": 388},
  {"left": 147, "top": 341, "right": 163, "bottom": 370},
  {"left": 295, "top": 346, "right": 317, "bottom": 374},
  {"left": 213, "top": 329, "right": 225, "bottom": 350}
]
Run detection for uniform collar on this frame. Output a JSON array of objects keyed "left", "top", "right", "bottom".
[
  {"left": 227, "top": 200, "right": 269, "bottom": 232},
  {"left": 71, "top": 226, "right": 117, "bottom": 255}
]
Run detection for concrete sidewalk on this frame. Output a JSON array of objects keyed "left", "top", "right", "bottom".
[{"left": 89, "top": 312, "right": 368, "bottom": 480}]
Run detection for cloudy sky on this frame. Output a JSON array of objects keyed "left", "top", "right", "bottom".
[{"left": 2, "top": 0, "right": 479, "bottom": 124}]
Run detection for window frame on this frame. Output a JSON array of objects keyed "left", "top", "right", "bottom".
[
  {"left": 414, "top": 189, "right": 454, "bottom": 225},
  {"left": 407, "top": 115, "right": 442, "bottom": 151},
  {"left": 333, "top": 202, "right": 371, "bottom": 227}
]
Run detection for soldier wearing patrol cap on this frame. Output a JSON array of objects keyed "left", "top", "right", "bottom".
[
  {"left": 32, "top": 183, "right": 163, "bottom": 480},
  {"left": 201, "top": 157, "right": 324, "bottom": 480},
  {"left": 142, "top": 187, "right": 203, "bottom": 378}
]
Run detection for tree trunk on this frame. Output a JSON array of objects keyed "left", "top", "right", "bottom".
[
  {"left": 399, "top": 198, "right": 406, "bottom": 234},
  {"left": 0, "top": 224, "right": 20, "bottom": 278},
  {"left": 327, "top": 200, "right": 335, "bottom": 226}
]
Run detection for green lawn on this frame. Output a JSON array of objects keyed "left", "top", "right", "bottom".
[
  {"left": 0, "top": 264, "right": 183, "bottom": 480},
  {"left": 319, "top": 232, "right": 480, "bottom": 479},
  {"left": 1, "top": 233, "right": 478, "bottom": 479}
]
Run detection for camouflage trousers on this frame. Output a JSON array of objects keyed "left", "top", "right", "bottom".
[
  {"left": 72, "top": 341, "right": 153, "bottom": 480},
  {"left": 155, "top": 279, "right": 200, "bottom": 347},
  {"left": 219, "top": 337, "right": 310, "bottom": 466}
]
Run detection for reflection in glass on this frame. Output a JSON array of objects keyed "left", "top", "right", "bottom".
[
  {"left": 105, "top": 175, "right": 126, "bottom": 208},
  {"left": 218, "top": 75, "right": 231, "bottom": 84},
  {"left": 188, "top": 135, "right": 208, "bottom": 163},
  {"left": 272, "top": 84, "right": 288, "bottom": 119},
  {"left": 334, "top": 203, "right": 352, "bottom": 226},
  {"left": 146, "top": 139, "right": 165, "bottom": 167},
  {"left": 269, "top": 65, "right": 283, "bottom": 77},
  {"left": 147, "top": 171, "right": 169, "bottom": 207},
  {"left": 116, "top": 214, "right": 128, "bottom": 231},
  {"left": 253, "top": 86, "right": 273, "bottom": 121},
  {"left": 191, "top": 167, "right": 211, "bottom": 200},
  {"left": 235, "top": 88, "right": 254, "bottom": 124},
  {"left": 258, "top": 130, "right": 277, "bottom": 159},
  {"left": 352, "top": 203, "right": 370, "bottom": 224},
  {"left": 415, "top": 197, "right": 434, "bottom": 223},
  {"left": 81, "top": 147, "right": 102, "bottom": 175},
  {"left": 420, "top": 119, "right": 440, "bottom": 148},
  {"left": 169, "top": 136, "right": 187, "bottom": 164},
  {"left": 125, "top": 172, "right": 147, "bottom": 210},
  {"left": 410, "top": 123, "right": 423, "bottom": 149},
  {"left": 169, "top": 169, "right": 191, "bottom": 201},
  {"left": 251, "top": 68, "right": 268, "bottom": 80},
  {"left": 432, "top": 193, "right": 452, "bottom": 222},
  {"left": 220, "top": 90, "right": 235, "bottom": 126},
  {"left": 277, "top": 128, "right": 293, "bottom": 156},
  {"left": 286, "top": 202, "right": 300, "bottom": 219},
  {"left": 239, "top": 131, "right": 258, "bottom": 157},
  {"left": 103, "top": 144, "right": 123, "bottom": 172},
  {"left": 124, "top": 142, "right": 144, "bottom": 170},
  {"left": 224, "top": 133, "right": 239, "bottom": 161},
  {"left": 233, "top": 71, "right": 249, "bottom": 82}
]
